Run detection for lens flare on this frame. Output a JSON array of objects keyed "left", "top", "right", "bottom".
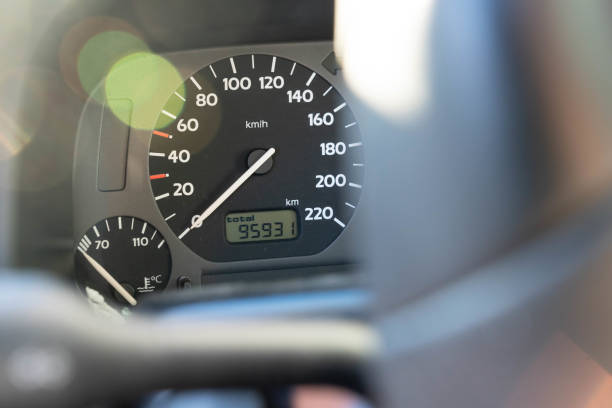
[
  {"left": 0, "top": 109, "right": 30, "bottom": 161},
  {"left": 77, "top": 30, "right": 149, "bottom": 103},
  {"left": 0, "top": 67, "right": 76, "bottom": 191},
  {"left": 60, "top": 17, "right": 145, "bottom": 100},
  {"left": 104, "top": 52, "right": 184, "bottom": 129},
  {"left": 0, "top": 68, "right": 50, "bottom": 161}
]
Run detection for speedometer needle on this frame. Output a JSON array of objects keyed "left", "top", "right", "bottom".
[
  {"left": 180, "top": 147, "right": 276, "bottom": 240},
  {"left": 77, "top": 247, "right": 137, "bottom": 306}
]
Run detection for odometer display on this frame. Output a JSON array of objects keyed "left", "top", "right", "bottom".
[
  {"left": 225, "top": 209, "right": 298, "bottom": 243},
  {"left": 149, "top": 54, "right": 364, "bottom": 261}
]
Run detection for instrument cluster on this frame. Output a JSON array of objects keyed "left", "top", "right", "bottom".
[{"left": 73, "top": 42, "right": 366, "bottom": 306}]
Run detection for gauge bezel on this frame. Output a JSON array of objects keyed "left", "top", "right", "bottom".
[
  {"left": 148, "top": 53, "right": 364, "bottom": 261},
  {"left": 73, "top": 216, "right": 172, "bottom": 304},
  {"left": 73, "top": 41, "right": 367, "bottom": 290}
]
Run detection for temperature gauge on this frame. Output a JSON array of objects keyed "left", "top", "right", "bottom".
[{"left": 74, "top": 216, "right": 172, "bottom": 305}]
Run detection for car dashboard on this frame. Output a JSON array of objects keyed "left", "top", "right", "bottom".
[{"left": 3, "top": 1, "right": 612, "bottom": 407}]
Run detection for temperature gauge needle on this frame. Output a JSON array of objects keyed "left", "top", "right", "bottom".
[
  {"left": 77, "top": 247, "right": 137, "bottom": 306},
  {"left": 180, "top": 147, "right": 276, "bottom": 239}
]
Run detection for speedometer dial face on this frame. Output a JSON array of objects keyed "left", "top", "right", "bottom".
[{"left": 149, "top": 54, "right": 364, "bottom": 261}]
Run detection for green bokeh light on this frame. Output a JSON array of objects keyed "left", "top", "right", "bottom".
[
  {"left": 77, "top": 31, "right": 149, "bottom": 101},
  {"left": 104, "top": 52, "right": 185, "bottom": 130}
]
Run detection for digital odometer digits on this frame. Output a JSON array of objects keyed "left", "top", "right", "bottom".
[
  {"left": 226, "top": 210, "right": 298, "bottom": 243},
  {"left": 149, "top": 54, "right": 364, "bottom": 261}
]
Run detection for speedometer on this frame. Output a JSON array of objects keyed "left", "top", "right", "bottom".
[{"left": 148, "top": 54, "right": 364, "bottom": 261}]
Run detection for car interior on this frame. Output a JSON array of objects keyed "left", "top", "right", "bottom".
[{"left": 1, "top": 0, "right": 612, "bottom": 407}]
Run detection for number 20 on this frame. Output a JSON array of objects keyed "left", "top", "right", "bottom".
[{"left": 173, "top": 182, "right": 194, "bottom": 196}]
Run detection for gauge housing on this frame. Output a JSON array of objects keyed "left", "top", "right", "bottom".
[
  {"left": 73, "top": 42, "right": 367, "bottom": 290},
  {"left": 148, "top": 54, "right": 364, "bottom": 261},
  {"left": 74, "top": 216, "right": 171, "bottom": 304}
]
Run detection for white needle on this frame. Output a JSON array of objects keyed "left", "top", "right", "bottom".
[
  {"left": 184, "top": 147, "right": 276, "bottom": 238},
  {"left": 77, "top": 247, "right": 137, "bottom": 306}
]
